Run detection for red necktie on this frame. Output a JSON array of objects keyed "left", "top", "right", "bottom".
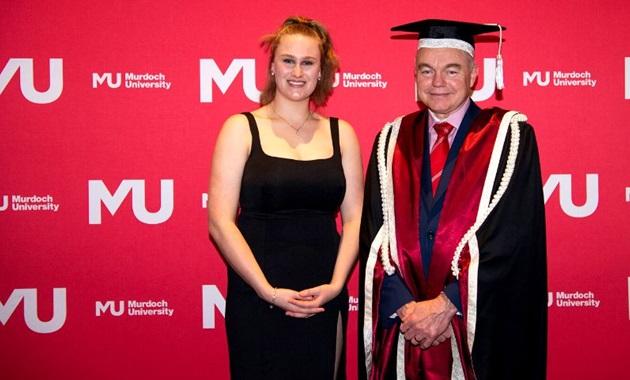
[{"left": 430, "top": 122, "right": 454, "bottom": 194}]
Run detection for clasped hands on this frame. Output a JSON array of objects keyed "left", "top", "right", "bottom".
[
  {"left": 396, "top": 293, "right": 458, "bottom": 349},
  {"left": 270, "top": 284, "right": 339, "bottom": 319}
]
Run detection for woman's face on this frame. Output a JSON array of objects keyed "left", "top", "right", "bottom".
[{"left": 271, "top": 33, "right": 321, "bottom": 102}]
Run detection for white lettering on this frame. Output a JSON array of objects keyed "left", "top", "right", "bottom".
[
  {"left": 556, "top": 291, "right": 595, "bottom": 299},
  {"left": 11, "top": 203, "right": 59, "bottom": 212},
  {"left": 543, "top": 174, "right": 599, "bottom": 218},
  {"left": 95, "top": 301, "right": 124, "bottom": 316},
  {"left": 342, "top": 72, "right": 382, "bottom": 80},
  {"left": 523, "top": 71, "right": 551, "bottom": 87},
  {"left": 128, "top": 300, "right": 168, "bottom": 308},
  {"left": 127, "top": 307, "right": 173, "bottom": 316},
  {"left": 553, "top": 78, "right": 597, "bottom": 87},
  {"left": 202, "top": 192, "right": 208, "bottom": 209},
  {"left": 626, "top": 58, "right": 630, "bottom": 100},
  {"left": 333, "top": 72, "right": 340, "bottom": 87},
  {"left": 555, "top": 299, "right": 600, "bottom": 307},
  {"left": 553, "top": 71, "right": 592, "bottom": 79},
  {"left": 12, "top": 195, "right": 52, "bottom": 203},
  {"left": 549, "top": 291, "right": 601, "bottom": 308},
  {"left": 88, "top": 179, "right": 174, "bottom": 224},
  {"left": 472, "top": 58, "right": 497, "bottom": 101},
  {"left": 7, "top": 194, "right": 59, "bottom": 212},
  {"left": 124, "top": 80, "right": 171, "bottom": 90},
  {"left": 124, "top": 73, "right": 166, "bottom": 81},
  {"left": 202, "top": 285, "right": 225, "bottom": 329},
  {"left": 0, "top": 288, "right": 67, "bottom": 333},
  {"left": 348, "top": 296, "right": 359, "bottom": 312},
  {"left": 342, "top": 72, "right": 388, "bottom": 89},
  {"left": 92, "top": 73, "right": 121, "bottom": 88},
  {"left": 199, "top": 59, "right": 261, "bottom": 103},
  {"left": 0, "top": 59, "right": 63, "bottom": 103}
]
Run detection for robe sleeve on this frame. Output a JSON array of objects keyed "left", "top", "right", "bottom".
[{"left": 469, "top": 121, "right": 547, "bottom": 379}]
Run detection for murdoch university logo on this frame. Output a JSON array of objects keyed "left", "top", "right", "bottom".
[
  {"left": 548, "top": 290, "right": 601, "bottom": 308},
  {"left": 96, "top": 299, "right": 174, "bottom": 317},
  {"left": 523, "top": 70, "right": 597, "bottom": 88},
  {"left": 92, "top": 72, "right": 172, "bottom": 90},
  {"left": 200, "top": 59, "right": 260, "bottom": 103},
  {"left": 543, "top": 174, "right": 599, "bottom": 218},
  {"left": 0, "top": 194, "right": 59, "bottom": 212},
  {"left": 341, "top": 72, "right": 387, "bottom": 89},
  {"left": 88, "top": 179, "right": 174, "bottom": 224},
  {"left": 0, "top": 58, "right": 63, "bottom": 104},
  {"left": 0, "top": 288, "right": 67, "bottom": 333}
]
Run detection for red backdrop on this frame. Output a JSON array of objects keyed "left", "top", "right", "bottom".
[{"left": 1, "top": 1, "right": 629, "bottom": 379}]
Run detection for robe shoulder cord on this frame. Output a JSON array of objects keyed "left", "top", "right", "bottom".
[{"left": 376, "top": 117, "right": 402, "bottom": 276}]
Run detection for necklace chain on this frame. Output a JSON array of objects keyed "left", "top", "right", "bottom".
[{"left": 271, "top": 106, "right": 314, "bottom": 136}]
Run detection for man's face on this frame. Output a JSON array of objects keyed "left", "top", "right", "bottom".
[{"left": 415, "top": 47, "right": 478, "bottom": 119}]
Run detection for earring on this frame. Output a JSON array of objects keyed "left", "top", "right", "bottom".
[
  {"left": 271, "top": 71, "right": 275, "bottom": 76},
  {"left": 318, "top": 75, "right": 321, "bottom": 81}
]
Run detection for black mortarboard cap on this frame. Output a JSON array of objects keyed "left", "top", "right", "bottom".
[
  {"left": 391, "top": 19, "right": 507, "bottom": 89},
  {"left": 391, "top": 19, "right": 505, "bottom": 49}
]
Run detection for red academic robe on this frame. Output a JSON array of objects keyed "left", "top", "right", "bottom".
[{"left": 359, "top": 103, "right": 547, "bottom": 380}]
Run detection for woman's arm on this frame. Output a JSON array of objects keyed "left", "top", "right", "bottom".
[{"left": 208, "top": 114, "right": 276, "bottom": 302}]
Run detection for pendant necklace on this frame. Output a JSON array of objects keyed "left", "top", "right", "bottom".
[{"left": 271, "top": 106, "right": 314, "bottom": 136}]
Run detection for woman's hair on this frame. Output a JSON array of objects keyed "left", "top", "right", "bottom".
[{"left": 259, "top": 16, "right": 339, "bottom": 108}]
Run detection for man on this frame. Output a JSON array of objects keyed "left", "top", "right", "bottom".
[{"left": 359, "top": 19, "right": 547, "bottom": 379}]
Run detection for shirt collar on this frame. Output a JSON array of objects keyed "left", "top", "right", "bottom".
[{"left": 427, "top": 98, "right": 471, "bottom": 130}]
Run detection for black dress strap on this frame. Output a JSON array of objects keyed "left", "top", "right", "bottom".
[
  {"left": 241, "top": 112, "right": 262, "bottom": 155},
  {"left": 329, "top": 117, "right": 341, "bottom": 158}
]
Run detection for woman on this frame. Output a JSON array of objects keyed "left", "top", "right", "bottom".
[{"left": 208, "top": 16, "right": 363, "bottom": 379}]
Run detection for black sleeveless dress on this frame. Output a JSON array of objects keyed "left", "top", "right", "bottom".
[{"left": 225, "top": 112, "right": 349, "bottom": 380}]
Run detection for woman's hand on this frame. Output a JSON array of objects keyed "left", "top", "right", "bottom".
[
  {"left": 284, "top": 284, "right": 340, "bottom": 318},
  {"left": 270, "top": 287, "right": 326, "bottom": 318}
]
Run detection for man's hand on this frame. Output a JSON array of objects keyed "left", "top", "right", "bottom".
[{"left": 396, "top": 293, "right": 457, "bottom": 349}]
